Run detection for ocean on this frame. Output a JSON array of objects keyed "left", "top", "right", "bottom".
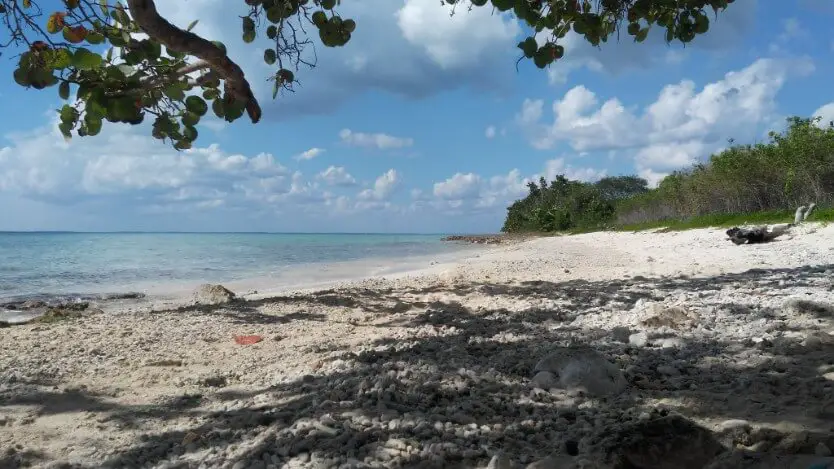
[{"left": 0, "top": 232, "right": 472, "bottom": 303}]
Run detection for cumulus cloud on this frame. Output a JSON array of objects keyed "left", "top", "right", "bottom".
[
  {"left": 294, "top": 147, "right": 326, "bottom": 161},
  {"left": 397, "top": 0, "right": 520, "bottom": 69},
  {"left": 485, "top": 125, "right": 497, "bottom": 139},
  {"left": 0, "top": 117, "right": 359, "bottom": 220},
  {"left": 813, "top": 102, "right": 834, "bottom": 128},
  {"left": 358, "top": 169, "right": 400, "bottom": 201},
  {"left": 433, "top": 173, "right": 482, "bottom": 200},
  {"left": 156, "top": 0, "right": 523, "bottom": 120},
  {"left": 339, "top": 129, "right": 414, "bottom": 150},
  {"left": 518, "top": 57, "right": 815, "bottom": 183},
  {"left": 544, "top": 158, "right": 607, "bottom": 182},
  {"left": 419, "top": 157, "right": 606, "bottom": 215},
  {"left": 317, "top": 166, "right": 357, "bottom": 186}
]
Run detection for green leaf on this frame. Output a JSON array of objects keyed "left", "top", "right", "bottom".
[
  {"left": 13, "top": 68, "right": 29, "bottom": 86},
  {"left": 186, "top": 19, "right": 199, "bottom": 32},
  {"left": 84, "top": 114, "right": 103, "bottom": 136},
  {"left": 71, "top": 48, "right": 102, "bottom": 70},
  {"left": 86, "top": 31, "right": 105, "bottom": 44},
  {"left": 243, "top": 29, "right": 256, "bottom": 43},
  {"left": 212, "top": 98, "right": 225, "bottom": 118},
  {"left": 267, "top": 25, "right": 278, "bottom": 39},
  {"left": 164, "top": 84, "right": 185, "bottom": 101},
  {"left": 59, "top": 81, "right": 70, "bottom": 100},
  {"left": 58, "top": 121, "right": 73, "bottom": 139},
  {"left": 181, "top": 111, "right": 200, "bottom": 127},
  {"left": 183, "top": 125, "right": 198, "bottom": 142},
  {"left": 60, "top": 104, "right": 78, "bottom": 123},
  {"left": 242, "top": 17, "right": 255, "bottom": 32},
  {"left": 185, "top": 95, "right": 208, "bottom": 116},
  {"left": 46, "top": 48, "right": 73, "bottom": 69},
  {"left": 264, "top": 48, "right": 277, "bottom": 65},
  {"left": 174, "top": 140, "right": 192, "bottom": 151}
]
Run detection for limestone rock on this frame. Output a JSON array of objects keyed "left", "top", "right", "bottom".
[
  {"left": 534, "top": 348, "right": 627, "bottom": 397},
  {"left": 193, "top": 284, "right": 235, "bottom": 305},
  {"left": 628, "top": 332, "right": 649, "bottom": 347}
]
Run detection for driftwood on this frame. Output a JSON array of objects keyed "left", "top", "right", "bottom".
[{"left": 725, "top": 204, "right": 816, "bottom": 245}]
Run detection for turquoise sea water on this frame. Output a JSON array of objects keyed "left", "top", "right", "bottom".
[{"left": 0, "top": 232, "right": 466, "bottom": 302}]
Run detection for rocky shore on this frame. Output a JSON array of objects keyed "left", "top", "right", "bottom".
[
  {"left": 441, "top": 234, "right": 538, "bottom": 245},
  {"left": 2, "top": 225, "right": 834, "bottom": 468}
]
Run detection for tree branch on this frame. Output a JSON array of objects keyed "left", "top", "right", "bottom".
[{"left": 125, "top": 0, "right": 262, "bottom": 123}]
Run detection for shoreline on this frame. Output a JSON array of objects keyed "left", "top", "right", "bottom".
[
  {"left": 2, "top": 224, "right": 834, "bottom": 468},
  {"left": 0, "top": 243, "right": 488, "bottom": 321}
]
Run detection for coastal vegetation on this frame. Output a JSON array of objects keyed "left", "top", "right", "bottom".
[
  {"left": 2, "top": 0, "right": 736, "bottom": 148},
  {"left": 502, "top": 116, "right": 834, "bottom": 233}
]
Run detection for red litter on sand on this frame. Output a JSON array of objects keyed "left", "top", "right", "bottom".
[{"left": 234, "top": 335, "right": 263, "bottom": 345}]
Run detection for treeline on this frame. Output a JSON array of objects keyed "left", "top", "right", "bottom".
[{"left": 501, "top": 116, "right": 834, "bottom": 233}]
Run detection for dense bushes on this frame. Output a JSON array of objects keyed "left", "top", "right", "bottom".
[{"left": 501, "top": 116, "right": 834, "bottom": 233}]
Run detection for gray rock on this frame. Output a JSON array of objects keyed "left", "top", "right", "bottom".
[
  {"left": 816, "top": 442, "right": 833, "bottom": 457},
  {"left": 611, "top": 326, "right": 632, "bottom": 343},
  {"left": 531, "top": 371, "right": 558, "bottom": 390},
  {"left": 718, "top": 419, "right": 751, "bottom": 432},
  {"left": 629, "top": 332, "right": 649, "bottom": 347},
  {"left": 657, "top": 337, "right": 685, "bottom": 349},
  {"left": 193, "top": 284, "right": 236, "bottom": 305},
  {"left": 656, "top": 365, "right": 680, "bottom": 376},
  {"left": 525, "top": 457, "right": 559, "bottom": 469},
  {"left": 534, "top": 347, "right": 627, "bottom": 397},
  {"left": 487, "top": 453, "right": 517, "bottom": 469}
]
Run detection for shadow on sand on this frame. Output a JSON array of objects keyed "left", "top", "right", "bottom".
[{"left": 3, "top": 264, "right": 834, "bottom": 468}]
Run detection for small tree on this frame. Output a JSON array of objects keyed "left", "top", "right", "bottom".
[{"left": 1, "top": 0, "right": 736, "bottom": 149}]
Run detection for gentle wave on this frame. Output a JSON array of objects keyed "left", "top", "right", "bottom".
[{"left": 0, "top": 232, "right": 469, "bottom": 301}]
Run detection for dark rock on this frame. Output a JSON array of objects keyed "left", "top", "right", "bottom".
[{"left": 603, "top": 414, "right": 726, "bottom": 469}]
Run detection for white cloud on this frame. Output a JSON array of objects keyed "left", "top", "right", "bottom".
[
  {"left": 396, "top": 0, "right": 520, "bottom": 69},
  {"left": 433, "top": 173, "right": 482, "bottom": 200},
  {"left": 420, "top": 157, "right": 599, "bottom": 216},
  {"left": 294, "top": 147, "right": 326, "bottom": 161},
  {"left": 518, "top": 57, "right": 814, "bottom": 181},
  {"left": 317, "top": 166, "right": 357, "bottom": 186},
  {"left": 0, "top": 116, "right": 365, "bottom": 221},
  {"left": 544, "top": 158, "right": 607, "bottom": 182},
  {"left": 485, "top": 125, "right": 497, "bottom": 139},
  {"left": 156, "top": 0, "right": 523, "bottom": 120},
  {"left": 769, "top": 17, "right": 808, "bottom": 54},
  {"left": 358, "top": 169, "right": 400, "bottom": 201},
  {"left": 813, "top": 102, "right": 834, "bottom": 128},
  {"left": 339, "top": 129, "right": 414, "bottom": 150}
]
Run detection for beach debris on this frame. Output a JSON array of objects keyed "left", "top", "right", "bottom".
[
  {"left": 146, "top": 359, "right": 184, "bottom": 367},
  {"left": 233, "top": 334, "right": 263, "bottom": 345},
  {"left": 193, "top": 283, "right": 236, "bottom": 305},
  {"left": 726, "top": 204, "right": 816, "bottom": 245},
  {"left": 533, "top": 347, "right": 627, "bottom": 397}
]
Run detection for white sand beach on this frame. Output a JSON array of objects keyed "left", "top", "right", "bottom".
[{"left": 3, "top": 225, "right": 834, "bottom": 468}]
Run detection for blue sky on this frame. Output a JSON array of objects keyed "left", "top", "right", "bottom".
[{"left": 1, "top": 0, "right": 833, "bottom": 233}]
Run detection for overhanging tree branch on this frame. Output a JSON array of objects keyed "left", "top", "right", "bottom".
[{"left": 125, "top": 0, "right": 262, "bottom": 123}]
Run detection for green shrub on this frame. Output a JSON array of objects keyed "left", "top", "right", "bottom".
[{"left": 501, "top": 116, "right": 834, "bottom": 233}]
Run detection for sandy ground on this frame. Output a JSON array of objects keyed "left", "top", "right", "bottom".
[{"left": 2, "top": 225, "right": 834, "bottom": 468}]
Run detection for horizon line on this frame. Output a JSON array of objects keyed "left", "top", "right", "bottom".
[{"left": 0, "top": 230, "right": 497, "bottom": 236}]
